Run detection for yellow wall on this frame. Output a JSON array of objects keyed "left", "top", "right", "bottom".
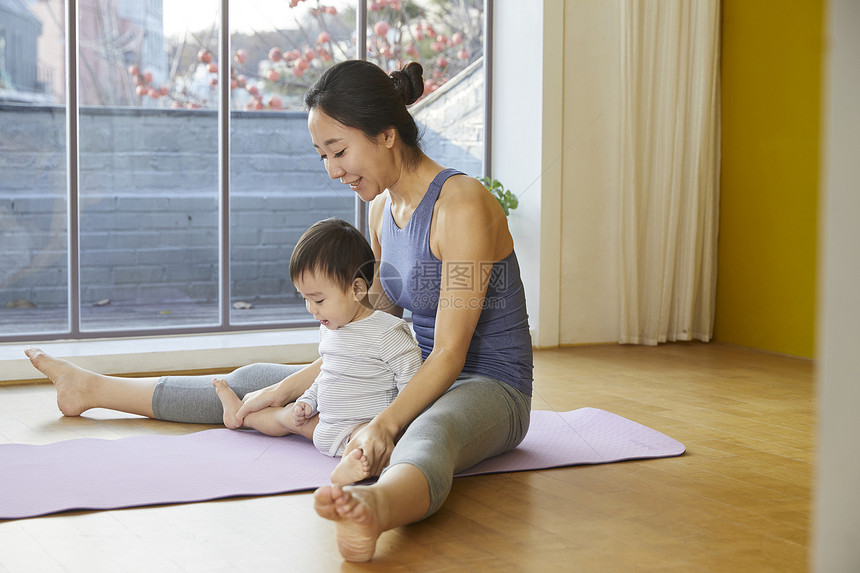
[{"left": 715, "top": 0, "right": 822, "bottom": 358}]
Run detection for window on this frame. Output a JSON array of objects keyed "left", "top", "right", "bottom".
[{"left": 0, "top": 0, "right": 488, "bottom": 342}]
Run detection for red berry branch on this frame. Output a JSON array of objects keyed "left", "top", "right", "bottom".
[{"left": 128, "top": 0, "right": 482, "bottom": 111}]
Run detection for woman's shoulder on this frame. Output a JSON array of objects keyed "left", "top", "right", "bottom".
[
  {"left": 432, "top": 171, "right": 513, "bottom": 259},
  {"left": 436, "top": 173, "right": 503, "bottom": 223},
  {"left": 440, "top": 171, "right": 484, "bottom": 194}
]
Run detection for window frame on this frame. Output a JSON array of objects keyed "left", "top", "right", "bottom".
[{"left": 0, "top": 0, "right": 492, "bottom": 344}]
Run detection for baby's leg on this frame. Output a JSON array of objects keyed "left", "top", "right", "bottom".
[
  {"left": 156, "top": 363, "right": 303, "bottom": 425},
  {"left": 274, "top": 405, "right": 318, "bottom": 441},
  {"left": 330, "top": 424, "right": 372, "bottom": 486},
  {"left": 211, "top": 379, "right": 244, "bottom": 429},
  {"left": 212, "top": 379, "right": 308, "bottom": 436}
]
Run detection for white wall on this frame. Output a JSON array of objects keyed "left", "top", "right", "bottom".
[
  {"left": 494, "top": 1, "right": 621, "bottom": 347},
  {"left": 492, "top": 2, "right": 563, "bottom": 348},
  {"left": 812, "top": 0, "right": 860, "bottom": 569},
  {"left": 559, "top": 0, "right": 621, "bottom": 344}
]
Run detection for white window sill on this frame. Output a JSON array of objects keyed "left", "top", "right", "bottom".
[{"left": 0, "top": 329, "right": 321, "bottom": 384}]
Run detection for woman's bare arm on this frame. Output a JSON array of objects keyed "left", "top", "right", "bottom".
[
  {"left": 345, "top": 176, "right": 507, "bottom": 473},
  {"left": 234, "top": 357, "right": 321, "bottom": 424}
]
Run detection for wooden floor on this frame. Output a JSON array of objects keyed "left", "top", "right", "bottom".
[{"left": 0, "top": 342, "right": 814, "bottom": 572}]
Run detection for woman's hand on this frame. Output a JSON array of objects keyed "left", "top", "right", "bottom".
[
  {"left": 234, "top": 358, "right": 322, "bottom": 426},
  {"left": 234, "top": 386, "right": 284, "bottom": 426},
  {"left": 343, "top": 420, "right": 398, "bottom": 476}
]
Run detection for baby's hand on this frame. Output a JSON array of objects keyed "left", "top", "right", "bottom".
[{"left": 293, "top": 402, "right": 313, "bottom": 426}]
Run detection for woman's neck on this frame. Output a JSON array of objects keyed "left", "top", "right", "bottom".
[{"left": 386, "top": 153, "right": 444, "bottom": 209}]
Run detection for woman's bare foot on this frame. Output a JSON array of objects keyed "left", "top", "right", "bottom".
[
  {"left": 24, "top": 347, "right": 97, "bottom": 416},
  {"left": 314, "top": 485, "right": 385, "bottom": 562},
  {"left": 211, "top": 378, "right": 242, "bottom": 429},
  {"left": 330, "top": 448, "right": 371, "bottom": 486}
]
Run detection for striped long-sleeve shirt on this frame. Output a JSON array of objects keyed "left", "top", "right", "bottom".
[{"left": 296, "top": 310, "right": 423, "bottom": 456}]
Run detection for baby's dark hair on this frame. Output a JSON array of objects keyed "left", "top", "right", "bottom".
[
  {"left": 289, "top": 218, "right": 375, "bottom": 292},
  {"left": 304, "top": 60, "right": 425, "bottom": 166}
]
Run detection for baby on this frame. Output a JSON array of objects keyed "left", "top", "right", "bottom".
[{"left": 212, "top": 218, "right": 422, "bottom": 486}]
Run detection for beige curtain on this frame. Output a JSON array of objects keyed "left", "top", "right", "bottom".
[{"left": 618, "top": 0, "right": 720, "bottom": 345}]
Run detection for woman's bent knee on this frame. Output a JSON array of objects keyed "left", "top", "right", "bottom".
[{"left": 388, "top": 375, "right": 531, "bottom": 517}]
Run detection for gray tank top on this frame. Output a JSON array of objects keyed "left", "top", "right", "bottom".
[{"left": 379, "top": 168, "right": 533, "bottom": 396}]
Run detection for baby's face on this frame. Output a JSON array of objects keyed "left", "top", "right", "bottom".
[{"left": 293, "top": 272, "right": 363, "bottom": 330}]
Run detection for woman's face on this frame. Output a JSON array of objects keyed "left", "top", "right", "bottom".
[{"left": 308, "top": 108, "right": 392, "bottom": 202}]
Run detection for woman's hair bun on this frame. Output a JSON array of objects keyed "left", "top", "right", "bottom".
[{"left": 390, "top": 62, "right": 425, "bottom": 105}]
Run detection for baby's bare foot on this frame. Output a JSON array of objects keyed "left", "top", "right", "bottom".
[
  {"left": 24, "top": 347, "right": 95, "bottom": 416},
  {"left": 211, "top": 378, "right": 242, "bottom": 429},
  {"left": 331, "top": 448, "right": 371, "bottom": 486},
  {"left": 314, "top": 485, "right": 383, "bottom": 562}
]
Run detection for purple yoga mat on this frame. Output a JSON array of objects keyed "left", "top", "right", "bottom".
[{"left": 0, "top": 408, "right": 684, "bottom": 519}]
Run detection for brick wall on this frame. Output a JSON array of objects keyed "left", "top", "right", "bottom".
[
  {"left": 0, "top": 65, "right": 483, "bottom": 312},
  {"left": 0, "top": 105, "right": 352, "bottom": 308}
]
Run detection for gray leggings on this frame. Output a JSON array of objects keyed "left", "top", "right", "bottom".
[
  {"left": 152, "top": 365, "right": 531, "bottom": 517},
  {"left": 152, "top": 363, "right": 303, "bottom": 424}
]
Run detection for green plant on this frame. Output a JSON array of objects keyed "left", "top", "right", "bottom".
[{"left": 478, "top": 176, "right": 519, "bottom": 216}]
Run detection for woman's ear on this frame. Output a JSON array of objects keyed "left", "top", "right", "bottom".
[
  {"left": 352, "top": 278, "right": 368, "bottom": 302},
  {"left": 381, "top": 127, "right": 397, "bottom": 149}
]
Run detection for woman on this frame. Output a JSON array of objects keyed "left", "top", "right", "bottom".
[{"left": 25, "top": 60, "right": 533, "bottom": 562}]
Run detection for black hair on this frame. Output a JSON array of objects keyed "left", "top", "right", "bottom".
[
  {"left": 289, "top": 218, "right": 375, "bottom": 292},
  {"left": 304, "top": 60, "right": 425, "bottom": 165}
]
